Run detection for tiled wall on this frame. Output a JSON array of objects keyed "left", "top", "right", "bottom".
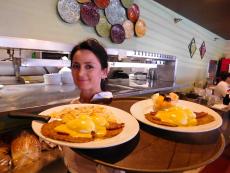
[{"left": 0, "top": 0, "right": 227, "bottom": 85}]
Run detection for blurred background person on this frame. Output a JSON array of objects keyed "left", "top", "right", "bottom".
[{"left": 214, "top": 72, "right": 230, "bottom": 98}]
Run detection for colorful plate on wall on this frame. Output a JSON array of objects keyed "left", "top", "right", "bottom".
[
  {"left": 105, "top": 0, "right": 126, "bottom": 25},
  {"left": 188, "top": 38, "right": 197, "bottom": 58},
  {"left": 96, "top": 15, "right": 111, "bottom": 37},
  {"left": 80, "top": 2, "right": 100, "bottom": 26},
  {"left": 94, "top": 0, "right": 110, "bottom": 9},
  {"left": 57, "top": 0, "right": 80, "bottom": 24},
  {"left": 77, "top": 0, "right": 91, "bottom": 3},
  {"left": 127, "top": 3, "right": 140, "bottom": 23},
  {"left": 110, "top": 24, "right": 125, "bottom": 44},
  {"left": 122, "top": 20, "right": 134, "bottom": 39},
  {"left": 135, "top": 19, "right": 146, "bottom": 37},
  {"left": 121, "top": 0, "right": 134, "bottom": 8}
]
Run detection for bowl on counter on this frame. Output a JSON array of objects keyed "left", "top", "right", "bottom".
[
  {"left": 43, "top": 73, "right": 61, "bottom": 85},
  {"left": 60, "top": 71, "right": 74, "bottom": 84}
]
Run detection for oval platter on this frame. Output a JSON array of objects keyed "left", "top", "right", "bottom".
[
  {"left": 127, "top": 3, "right": 140, "bottom": 23},
  {"left": 57, "top": 0, "right": 80, "bottom": 24},
  {"left": 105, "top": 0, "right": 127, "bottom": 25},
  {"left": 121, "top": 0, "right": 134, "bottom": 8},
  {"left": 135, "top": 19, "right": 146, "bottom": 37},
  {"left": 96, "top": 15, "right": 112, "bottom": 37},
  {"left": 94, "top": 0, "right": 110, "bottom": 9},
  {"left": 122, "top": 20, "right": 134, "bottom": 39},
  {"left": 77, "top": 0, "right": 91, "bottom": 3},
  {"left": 110, "top": 24, "right": 126, "bottom": 44},
  {"left": 80, "top": 2, "right": 100, "bottom": 26}
]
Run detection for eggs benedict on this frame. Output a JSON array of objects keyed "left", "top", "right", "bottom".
[{"left": 41, "top": 106, "right": 124, "bottom": 143}]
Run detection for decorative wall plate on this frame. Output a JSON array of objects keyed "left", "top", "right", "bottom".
[
  {"left": 127, "top": 3, "right": 140, "bottom": 23},
  {"left": 121, "top": 0, "right": 134, "bottom": 8},
  {"left": 199, "top": 41, "right": 206, "bottom": 59},
  {"left": 80, "top": 2, "right": 100, "bottom": 26},
  {"left": 135, "top": 19, "right": 146, "bottom": 37},
  {"left": 110, "top": 24, "right": 126, "bottom": 44},
  {"left": 122, "top": 20, "right": 134, "bottom": 39},
  {"left": 56, "top": 0, "right": 144, "bottom": 44},
  {"left": 105, "top": 0, "right": 126, "bottom": 25},
  {"left": 57, "top": 0, "right": 80, "bottom": 24},
  {"left": 77, "top": 0, "right": 91, "bottom": 3},
  {"left": 96, "top": 15, "right": 111, "bottom": 37},
  {"left": 188, "top": 38, "right": 197, "bottom": 58},
  {"left": 94, "top": 0, "right": 110, "bottom": 9}
]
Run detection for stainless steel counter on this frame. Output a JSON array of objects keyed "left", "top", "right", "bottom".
[
  {"left": 0, "top": 83, "right": 79, "bottom": 113},
  {"left": 0, "top": 81, "right": 188, "bottom": 113}
]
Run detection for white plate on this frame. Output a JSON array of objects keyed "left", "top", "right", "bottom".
[
  {"left": 0, "top": 84, "right": 4, "bottom": 89},
  {"left": 32, "top": 104, "right": 139, "bottom": 149},
  {"left": 130, "top": 99, "right": 222, "bottom": 133}
]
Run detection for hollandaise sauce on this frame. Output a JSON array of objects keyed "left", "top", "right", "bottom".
[
  {"left": 54, "top": 114, "right": 108, "bottom": 138},
  {"left": 155, "top": 106, "right": 197, "bottom": 126}
]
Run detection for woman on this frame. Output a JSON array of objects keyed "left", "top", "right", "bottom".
[
  {"left": 63, "top": 38, "right": 124, "bottom": 173},
  {"left": 70, "top": 38, "right": 112, "bottom": 104},
  {"left": 214, "top": 72, "right": 230, "bottom": 98}
]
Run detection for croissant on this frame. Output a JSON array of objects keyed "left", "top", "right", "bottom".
[{"left": 11, "top": 130, "right": 41, "bottom": 168}]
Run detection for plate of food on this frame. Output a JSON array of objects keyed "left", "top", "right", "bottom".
[
  {"left": 32, "top": 104, "right": 139, "bottom": 149},
  {"left": 130, "top": 93, "right": 222, "bottom": 133}
]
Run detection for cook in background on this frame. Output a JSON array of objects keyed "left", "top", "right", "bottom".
[
  {"left": 63, "top": 38, "right": 123, "bottom": 173},
  {"left": 214, "top": 72, "right": 230, "bottom": 98}
]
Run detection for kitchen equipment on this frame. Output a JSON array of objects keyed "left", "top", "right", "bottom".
[
  {"left": 148, "top": 68, "right": 157, "bottom": 80},
  {"left": 134, "top": 72, "right": 147, "bottom": 80},
  {"left": 43, "top": 73, "right": 61, "bottom": 85},
  {"left": 110, "top": 70, "right": 129, "bottom": 79}
]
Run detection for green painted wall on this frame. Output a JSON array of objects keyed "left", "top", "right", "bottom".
[{"left": 0, "top": 0, "right": 227, "bottom": 85}]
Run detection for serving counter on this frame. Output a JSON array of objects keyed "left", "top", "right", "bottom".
[{"left": 0, "top": 81, "right": 187, "bottom": 113}]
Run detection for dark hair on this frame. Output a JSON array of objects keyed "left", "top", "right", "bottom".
[
  {"left": 220, "top": 72, "right": 230, "bottom": 81},
  {"left": 70, "top": 38, "right": 108, "bottom": 91}
]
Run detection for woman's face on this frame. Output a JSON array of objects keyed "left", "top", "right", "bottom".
[{"left": 71, "top": 49, "right": 108, "bottom": 91}]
